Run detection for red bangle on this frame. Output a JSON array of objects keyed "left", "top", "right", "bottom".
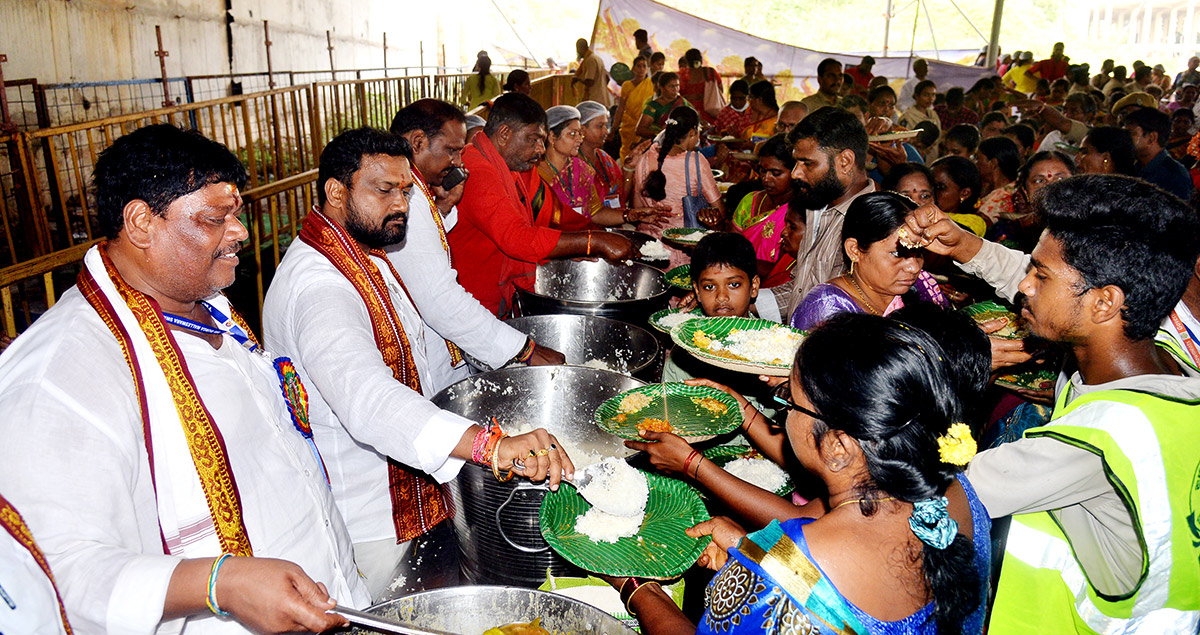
[{"left": 682, "top": 450, "right": 700, "bottom": 479}]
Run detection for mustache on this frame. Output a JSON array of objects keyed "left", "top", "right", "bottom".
[{"left": 214, "top": 245, "right": 240, "bottom": 259}]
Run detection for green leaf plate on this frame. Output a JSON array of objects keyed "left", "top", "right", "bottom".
[
  {"left": 962, "top": 300, "right": 1028, "bottom": 339},
  {"left": 995, "top": 369, "right": 1057, "bottom": 392},
  {"left": 595, "top": 383, "right": 741, "bottom": 443},
  {"left": 661, "top": 228, "right": 713, "bottom": 246},
  {"left": 670, "top": 316, "right": 805, "bottom": 377},
  {"left": 539, "top": 470, "right": 711, "bottom": 579},
  {"left": 702, "top": 445, "right": 794, "bottom": 497},
  {"left": 664, "top": 264, "right": 691, "bottom": 289},
  {"left": 648, "top": 307, "right": 704, "bottom": 333}
]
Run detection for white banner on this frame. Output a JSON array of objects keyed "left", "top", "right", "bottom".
[{"left": 592, "top": 0, "right": 993, "bottom": 102}]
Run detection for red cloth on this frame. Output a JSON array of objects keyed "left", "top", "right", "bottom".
[
  {"left": 934, "top": 105, "right": 981, "bottom": 129},
  {"left": 451, "top": 132, "right": 563, "bottom": 316},
  {"left": 678, "top": 66, "right": 720, "bottom": 123},
  {"left": 845, "top": 66, "right": 874, "bottom": 89},
  {"left": 1029, "top": 58, "right": 1068, "bottom": 81},
  {"left": 761, "top": 254, "right": 796, "bottom": 288}
]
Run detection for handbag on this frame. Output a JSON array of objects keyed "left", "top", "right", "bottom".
[
  {"left": 702, "top": 70, "right": 726, "bottom": 120},
  {"left": 681, "top": 150, "right": 711, "bottom": 228}
]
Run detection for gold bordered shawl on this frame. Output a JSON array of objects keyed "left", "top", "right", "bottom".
[
  {"left": 77, "top": 244, "right": 253, "bottom": 557},
  {"left": 298, "top": 210, "right": 451, "bottom": 543},
  {"left": 0, "top": 493, "right": 74, "bottom": 634}
]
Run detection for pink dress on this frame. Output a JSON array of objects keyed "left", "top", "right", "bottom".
[{"left": 632, "top": 146, "right": 721, "bottom": 267}]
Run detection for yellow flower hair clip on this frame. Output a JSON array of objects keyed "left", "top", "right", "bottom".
[{"left": 937, "top": 423, "right": 977, "bottom": 466}]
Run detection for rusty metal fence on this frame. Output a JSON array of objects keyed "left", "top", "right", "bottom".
[{"left": 0, "top": 71, "right": 573, "bottom": 337}]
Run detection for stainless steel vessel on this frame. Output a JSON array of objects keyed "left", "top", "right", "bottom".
[
  {"left": 432, "top": 366, "right": 644, "bottom": 587},
  {"left": 504, "top": 314, "right": 659, "bottom": 376},
  {"left": 360, "top": 585, "right": 635, "bottom": 634},
  {"left": 513, "top": 260, "right": 670, "bottom": 325}
]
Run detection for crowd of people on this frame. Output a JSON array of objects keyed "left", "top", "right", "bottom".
[{"left": 0, "top": 33, "right": 1198, "bottom": 635}]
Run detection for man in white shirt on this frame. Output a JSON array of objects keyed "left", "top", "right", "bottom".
[
  {"left": 0, "top": 124, "right": 364, "bottom": 634},
  {"left": 386, "top": 98, "right": 564, "bottom": 393},
  {"left": 262, "top": 127, "right": 571, "bottom": 600},
  {"left": 897, "top": 57, "right": 928, "bottom": 112}
]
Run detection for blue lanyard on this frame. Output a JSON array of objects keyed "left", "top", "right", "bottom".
[{"left": 163, "top": 302, "right": 259, "bottom": 353}]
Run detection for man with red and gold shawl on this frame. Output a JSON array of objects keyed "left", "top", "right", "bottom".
[
  {"left": 263, "top": 127, "right": 573, "bottom": 600},
  {"left": 0, "top": 124, "right": 365, "bottom": 634}
]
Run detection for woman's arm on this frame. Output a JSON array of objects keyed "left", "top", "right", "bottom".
[{"left": 636, "top": 113, "right": 657, "bottom": 139}]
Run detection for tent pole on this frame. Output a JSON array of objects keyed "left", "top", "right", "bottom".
[
  {"left": 986, "top": 0, "right": 1005, "bottom": 67},
  {"left": 920, "top": 0, "right": 940, "bottom": 61},
  {"left": 883, "top": 0, "right": 893, "bottom": 57}
]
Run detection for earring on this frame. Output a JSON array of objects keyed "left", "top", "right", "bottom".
[{"left": 849, "top": 259, "right": 856, "bottom": 276}]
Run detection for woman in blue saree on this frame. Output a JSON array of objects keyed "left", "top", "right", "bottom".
[{"left": 613, "top": 314, "right": 991, "bottom": 635}]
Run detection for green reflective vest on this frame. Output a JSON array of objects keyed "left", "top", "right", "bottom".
[{"left": 989, "top": 385, "right": 1200, "bottom": 634}]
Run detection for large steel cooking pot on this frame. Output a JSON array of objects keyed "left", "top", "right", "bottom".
[
  {"left": 505, "top": 314, "right": 659, "bottom": 376},
  {"left": 432, "top": 366, "right": 644, "bottom": 588},
  {"left": 513, "top": 259, "right": 669, "bottom": 325},
  {"left": 360, "top": 585, "right": 634, "bottom": 634}
]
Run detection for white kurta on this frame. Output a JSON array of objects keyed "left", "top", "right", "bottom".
[
  {"left": 384, "top": 176, "right": 526, "bottom": 394},
  {"left": 0, "top": 523, "right": 68, "bottom": 635},
  {"left": 0, "top": 288, "right": 368, "bottom": 635},
  {"left": 262, "top": 239, "right": 473, "bottom": 547}
]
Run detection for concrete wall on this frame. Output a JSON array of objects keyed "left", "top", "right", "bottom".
[{"left": 0, "top": 0, "right": 531, "bottom": 84}]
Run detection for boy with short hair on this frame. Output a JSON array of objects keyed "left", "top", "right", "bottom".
[{"left": 662, "top": 233, "right": 773, "bottom": 415}]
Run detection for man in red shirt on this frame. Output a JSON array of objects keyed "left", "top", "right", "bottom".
[
  {"left": 844, "top": 56, "right": 875, "bottom": 93},
  {"left": 1025, "top": 42, "right": 1068, "bottom": 83},
  {"left": 451, "top": 93, "right": 634, "bottom": 316}
]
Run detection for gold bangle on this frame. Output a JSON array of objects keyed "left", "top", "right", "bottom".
[
  {"left": 624, "top": 580, "right": 662, "bottom": 616},
  {"left": 491, "top": 435, "right": 514, "bottom": 482}
]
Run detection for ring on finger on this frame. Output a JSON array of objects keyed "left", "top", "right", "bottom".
[
  {"left": 527, "top": 450, "right": 537, "bottom": 457},
  {"left": 535, "top": 449, "right": 550, "bottom": 456}
]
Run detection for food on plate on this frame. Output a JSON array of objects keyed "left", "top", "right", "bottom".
[
  {"left": 724, "top": 457, "right": 788, "bottom": 493},
  {"left": 637, "top": 418, "right": 675, "bottom": 434},
  {"left": 482, "top": 618, "right": 552, "bottom": 635},
  {"left": 690, "top": 396, "right": 729, "bottom": 416},
  {"left": 573, "top": 458, "right": 649, "bottom": 542},
  {"left": 575, "top": 457, "right": 649, "bottom": 518},
  {"left": 658, "top": 310, "right": 698, "bottom": 329},
  {"left": 617, "top": 392, "right": 653, "bottom": 414},
  {"left": 693, "top": 326, "right": 804, "bottom": 365}
]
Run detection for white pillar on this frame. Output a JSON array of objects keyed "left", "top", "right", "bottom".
[
  {"left": 1187, "top": 1, "right": 1197, "bottom": 49},
  {"left": 1142, "top": 3, "right": 1154, "bottom": 47}
]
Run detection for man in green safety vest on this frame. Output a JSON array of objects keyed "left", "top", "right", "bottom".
[{"left": 904, "top": 173, "right": 1200, "bottom": 634}]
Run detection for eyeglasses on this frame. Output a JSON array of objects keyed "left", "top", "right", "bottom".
[{"left": 771, "top": 382, "right": 824, "bottom": 423}]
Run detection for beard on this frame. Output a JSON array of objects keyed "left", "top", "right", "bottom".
[
  {"left": 790, "top": 165, "right": 846, "bottom": 211},
  {"left": 344, "top": 197, "right": 407, "bottom": 249}
]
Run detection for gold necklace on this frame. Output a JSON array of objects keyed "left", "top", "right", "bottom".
[
  {"left": 832, "top": 496, "right": 896, "bottom": 511},
  {"left": 843, "top": 273, "right": 881, "bottom": 315}
]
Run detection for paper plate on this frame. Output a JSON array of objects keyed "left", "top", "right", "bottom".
[
  {"left": 963, "top": 300, "right": 1028, "bottom": 339},
  {"left": 662, "top": 228, "right": 713, "bottom": 246},
  {"left": 868, "top": 130, "right": 920, "bottom": 142},
  {"left": 702, "top": 445, "right": 794, "bottom": 497},
  {"left": 670, "top": 316, "right": 805, "bottom": 377},
  {"left": 664, "top": 264, "right": 691, "bottom": 289},
  {"left": 711, "top": 136, "right": 739, "bottom": 143},
  {"left": 539, "top": 471, "right": 711, "bottom": 579},
  {"left": 995, "top": 369, "right": 1057, "bottom": 392},
  {"left": 711, "top": 169, "right": 726, "bottom": 179},
  {"left": 648, "top": 307, "right": 704, "bottom": 334},
  {"left": 595, "top": 383, "right": 742, "bottom": 443}
]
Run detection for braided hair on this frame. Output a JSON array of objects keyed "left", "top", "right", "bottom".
[{"left": 641, "top": 105, "right": 700, "bottom": 202}]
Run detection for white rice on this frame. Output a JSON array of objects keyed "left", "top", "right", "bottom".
[
  {"left": 581, "top": 358, "right": 614, "bottom": 371},
  {"left": 639, "top": 239, "right": 670, "bottom": 260},
  {"left": 724, "top": 457, "right": 788, "bottom": 492},
  {"left": 674, "top": 230, "right": 709, "bottom": 242},
  {"left": 574, "top": 507, "right": 644, "bottom": 543},
  {"left": 658, "top": 311, "right": 697, "bottom": 329},
  {"left": 709, "top": 326, "right": 804, "bottom": 365},
  {"left": 576, "top": 457, "right": 649, "bottom": 518}
]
